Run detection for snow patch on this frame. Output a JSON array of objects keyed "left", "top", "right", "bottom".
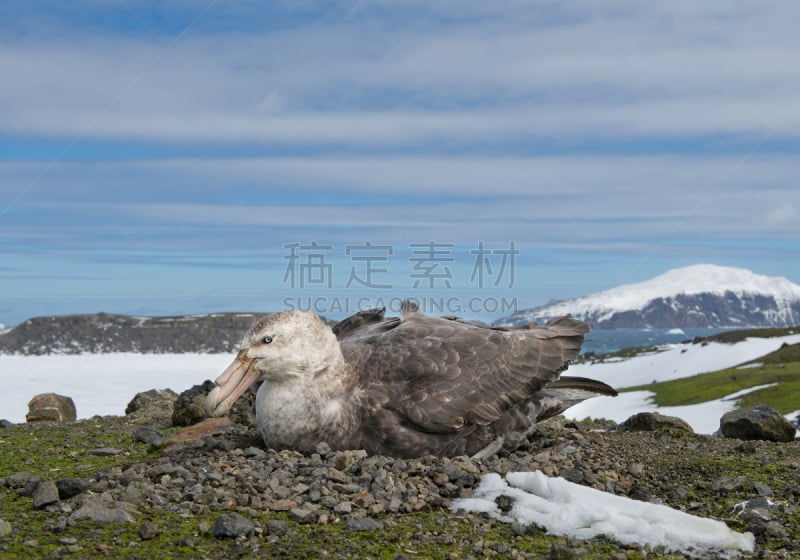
[
  {"left": 569, "top": 334, "right": 800, "bottom": 388},
  {"left": 563, "top": 334, "right": 800, "bottom": 433},
  {"left": 0, "top": 353, "right": 233, "bottom": 423},
  {"left": 452, "top": 471, "right": 754, "bottom": 555}
]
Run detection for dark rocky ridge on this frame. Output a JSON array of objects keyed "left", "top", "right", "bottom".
[{"left": 0, "top": 313, "right": 264, "bottom": 355}]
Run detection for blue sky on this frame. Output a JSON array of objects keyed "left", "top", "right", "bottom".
[{"left": 2, "top": 1, "right": 799, "bottom": 326}]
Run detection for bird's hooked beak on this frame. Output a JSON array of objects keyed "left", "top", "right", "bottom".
[{"left": 206, "top": 350, "right": 259, "bottom": 417}]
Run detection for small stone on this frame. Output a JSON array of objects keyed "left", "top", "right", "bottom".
[
  {"left": 56, "top": 478, "right": 89, "bottom": 500},
  {"left": 133, "top": 426, "right": 165, "bottom": 447},
  {"left": 32, "top": 481, "right": 60, "bottom": 509},
  {"left": 0, "top": 519, "right": 13, "bottom": 537},
  {"left": 737, "top": 441, "right": 758, "bottom": 454},
  {"left": 58, "top": 537, "right": 77, "bottom": 545},
  {"left": 345, "top": 517, "right": 384, "bottom": 531},
  {"left": 87, "top": 447, "right": 121, "bottom": 457},
  {"left": 138, "top": 521, "right": 161, "bottom": 540},
  {"left": 50, "top": 518, "right": 67, "bottom": 533},
  {"left": 548, "top": 541, "right": 578, "bottom": 559},
  {"left": 560, "top": 468, "right": 584, "bottom": 484},
  {"left": 26, "top": 393, "right": 77, "bottom": 423},
  {"left": 629, "top": 485, "right": 652, "bottom": 502},
  {"left": 720, "top": 404, "right": 796, "bottom": 442},
  {"left": 753, "top": 482, "right": 773, "bottom": 496},
  {"left": 289, "top": 508, "right": 316, "bottom": 524},
  {"left": 6, "top": 472, "right": 39, "bottom": 489},
  {"left": 765, "top": 521, "right": 788, "bottom": 539},
  {"left": 333, "top": 501, "right": 353, "bottom": 514},
  {"left": 212, "top": 513, "right": 254, "bottom": 539},
  {"left": 495, "top": 495, "right": 514, "bottom": 512},
  {"left": 628, "top": 463, "right": 645, "bottom": 476},
  {"left": 711, "top": 476, "right": 747, "bottom": 493},
  {"left": 315, "top": 441, "right": 332, "bottom": 455},
  {"left": 265, "top": 519, "right": 289, "bottom": 536},
  {"left": 243, "top": 447, "right": 266, "bottom": 459},
  {"left": 269, "top": 499, "right": 297, "bottom": 512}
]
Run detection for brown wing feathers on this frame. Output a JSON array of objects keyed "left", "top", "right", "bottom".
[{"left": 361, "top": 313, "right": 590, "bottom": 433}]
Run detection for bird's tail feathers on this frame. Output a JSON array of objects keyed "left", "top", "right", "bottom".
[
  {"left": 546, "top": 376, "right": 617, "bottom": 396},
  {"left": 532, "top": 376, "right": 617, "bottom": 422}
]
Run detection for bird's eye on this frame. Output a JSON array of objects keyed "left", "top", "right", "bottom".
[{"left": 262, "top": 335, "right": 274, "bottom": 344}]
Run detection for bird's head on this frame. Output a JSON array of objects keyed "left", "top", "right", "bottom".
[{"left": 206, "top": 311, "right": 338, "bottom": 417}]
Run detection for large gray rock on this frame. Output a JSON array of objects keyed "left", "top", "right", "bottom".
[
  {"left": 172, "top": 381, "right": 256, "bottom": 427},
  {"left": 126, "top": 389, "right": 178, "bottom": 423},
  {"left": 720, "top": 404, "right": 796, "bottom": 442},
  {"left": 618, "top": 412, "right": 694, "bottom": 433},
  {"left": 26, "top": 393, "right": 76, "bottom": 422},
  {"left": 172, "top": 381, "right": 215, "bottom": 427}
]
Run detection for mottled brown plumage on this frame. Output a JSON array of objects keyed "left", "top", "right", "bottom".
[{"left": 207, "top": 301, "right": 616, "bottom": 458}]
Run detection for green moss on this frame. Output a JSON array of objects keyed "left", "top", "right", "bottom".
[{"left": 621, "top": 362, "right": 800, "bottom": 413}]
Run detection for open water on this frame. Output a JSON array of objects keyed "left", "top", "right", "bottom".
[{"left": 581, "top": 328, "right": 730, "bottom": 355}]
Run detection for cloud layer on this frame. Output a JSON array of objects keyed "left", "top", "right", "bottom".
[{"left": 1, "top": 1, "right": 799, "bottom": 324}]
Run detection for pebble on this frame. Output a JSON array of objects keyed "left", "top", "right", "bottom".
[
  {"left": 87, "top": 447, "right": 122, "bottom": 457},
  {"left": 710, "top": 476, "right": 748, "bottom": 493},
  {"left": 56, "top": 478, "right": 89, "bottom": 500},
  {"left": 133, "top": 426, "right": 165, "bottom": 447},
  {"left": 138, "top": 521, "right": 161, "bottom": 540},
  {"left": 32, "top": 481, "right": 60, "bottom": 509}
]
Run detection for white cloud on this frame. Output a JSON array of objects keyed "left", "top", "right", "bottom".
[{"left": 2, "top": 3, "right": 800, "bottom": 145}]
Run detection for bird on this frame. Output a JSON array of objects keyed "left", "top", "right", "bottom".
[{"left": 206, "top": 301, "right": 616, "bottom": 459}]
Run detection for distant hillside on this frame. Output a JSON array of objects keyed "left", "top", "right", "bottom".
[
  {"left": 0, "top": 313, "right": 263, "bottom": 355},
  {"left": 498, "top": 264, "right": 800, "bottom": 329}
]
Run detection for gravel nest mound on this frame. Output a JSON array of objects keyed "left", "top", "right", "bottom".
[{"left": 4, "top": 416, "right": 800, "bottom": 559}]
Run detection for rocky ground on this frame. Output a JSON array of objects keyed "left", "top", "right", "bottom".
[{"left": 1, "top": 402, "right": 799, "bottom": 559}]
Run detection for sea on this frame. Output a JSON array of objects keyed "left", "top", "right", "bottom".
[{"left": 580, "top": 328, "right": 730, "bottom": 355}]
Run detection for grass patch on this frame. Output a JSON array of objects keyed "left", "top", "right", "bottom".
[
  {"left": 622, "top": 362, "right": 800, "bottom": 413},
  {"left": 703, "top": 326, "right": 800, "bottom": 344}
]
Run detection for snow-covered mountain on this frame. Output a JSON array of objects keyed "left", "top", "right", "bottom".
[{"left": 498, "top": 264, "right": 800, "bottom": 328}]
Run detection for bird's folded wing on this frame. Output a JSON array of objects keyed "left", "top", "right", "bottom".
[{"left": 360, "top": 315, "right": 589, "bottom": 433}]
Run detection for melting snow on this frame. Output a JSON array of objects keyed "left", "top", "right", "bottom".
[
  {"left": 564, "top": 334, "right": 800, "bottom": 434},
  {"left": 452, "top": 471, "right": 754, "bottom": 555},
  {"left": 568, "top": 334, "right": 800, "bottom": 388}
]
